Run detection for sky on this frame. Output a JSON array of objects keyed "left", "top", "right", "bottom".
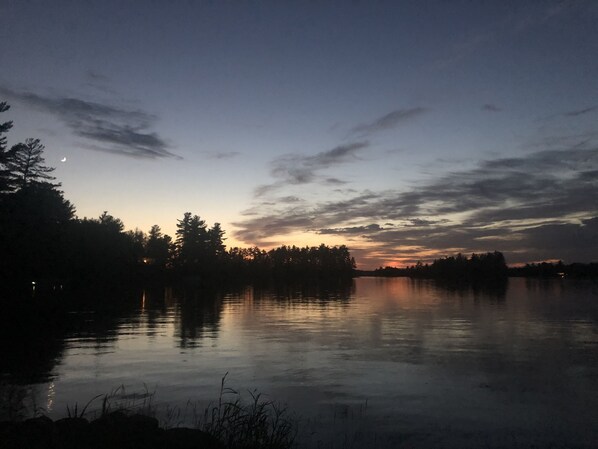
[{"left": 1, "top": 0, "right": 597, "bottom": 269}]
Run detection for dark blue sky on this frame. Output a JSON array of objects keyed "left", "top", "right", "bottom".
[{"left": 1, "top": 0, "right": 597, "bottom": 267}]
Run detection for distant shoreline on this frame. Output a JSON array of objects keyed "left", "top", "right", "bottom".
[{"left": 357, "top": 258, "right": 598, "bottom": 280}]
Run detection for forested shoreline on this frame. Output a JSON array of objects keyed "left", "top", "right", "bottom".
[
  {"left": 2, "top": 100, "right": 595, "bottom": 293},
  {"left": 367, "top": 253, "right": 598, "bottom": 280},
  {"left": 366, "top": 251, "right": 508, "bottom": 281},
  {"left": 0, "top": 101, "right": 355, "bottom": 291},
  {"left": 0, "top": 182, "right": 356, "bottom": 290}
]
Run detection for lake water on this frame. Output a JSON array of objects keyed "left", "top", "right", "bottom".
[{"left": 2, "top": 277, "right": 598, "bottom": 448}]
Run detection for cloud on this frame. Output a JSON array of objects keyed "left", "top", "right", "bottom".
[
  {"left": 81, "top": 70, "right": 121, "bottom": 97},
  {"left": 564, "top": 106, "right": 597, "bottom": 117},
  {"left": 234, "top": 147, "right": 598, "bottom": 266},
  {"left": 255, "top": 141, "right": 369, "bottom": 196},
  {"left": 233, "top": 213, "right": 315, "bottom": 244},
  {"left": 203, "top": 151, "right": 241, "bottom": 160},
  {"left": 435, "top": 2, "right": 576, "bottom": 68},
  {"left": 351, "top": 108, "right": 427, "bottom": 135},
  {"left": 406, "top": 218, "right": 449, "bottom": 227},
  {"left": 0, "top": 86, "right": 179, "bottom": 159},
  {"left": 324, "top": 177, "right": 348, "bottom": 185},
  {"left": 279, "top": 196, "right": 303, "bottom": 203},
  {"left": 319, "top": 224, "right": 384, "bottom": 235},
  {"left": 85, "top": 70, "right": 111, "bottom": 83},
  {"left": 519, "top": 217, "right": 598, "bottom": 258},
  {"left": 482, "top": 104, "right": 501, "bottom": 112},
  {"left": 253, "top": 183, "right": 280, "bottom": 197},
  {"left": 526, "top": 128, "right": 598, "bottom": 153}
]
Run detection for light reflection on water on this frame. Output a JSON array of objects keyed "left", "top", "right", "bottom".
[{"left": 2, "top": 277, "right": 598, "bottom": 448}]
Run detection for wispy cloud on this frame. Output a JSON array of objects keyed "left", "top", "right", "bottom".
[
  {"left": 564, "top": 106, "right": 597, "bottom": 117},
  {"left": 482, "top": 104, "right": 501, "bottom": 112},
  {"left": 406, "top": 218, "right": 449, "bottom": 227},
  {"left": 233, "top": 213, "right": 315, "bottom": 244},
  {"left": 436, "top": 2, "right": 577, "bottom": 68},
  {"left": 255, "top": 141, "right": 369, "bottom": 196},
  {"left": 85, "top": 70, "right": 111, "bottom": 84},
  {"left": 0, "top": 86, "right": 179, "bottom": 159},
  {"left": 234, "top": 147, "right": 598, "bottom": 266},
  {"left": 529, "top": 128, "right": 598, "bottom": 156},
  {"left": 324, "top": 177, "right": 347, "bottom": 186},
  {"left": 319, "top": 223, "right": 384, "bottom": 235},
  {"left": 82, "top": 70, "right": 120, "bottom": 96},
  {"left": 203, "top": 151, "right": 241, "bottom": 160},
  {"left": 351, "top": 108, "right": 427, "bottom": 135}
]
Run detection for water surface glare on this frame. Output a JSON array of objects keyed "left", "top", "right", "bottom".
[{"left": 3, "top": 277, "right": 598, "bottom": 448}]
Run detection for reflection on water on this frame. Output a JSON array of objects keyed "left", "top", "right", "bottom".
[{"left": 1, "top": 278, "right": 597, "bottom": 448}]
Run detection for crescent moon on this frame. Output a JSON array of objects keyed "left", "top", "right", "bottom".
[{"left": 61, "top": 157, "right": 67, "bottom": 163}]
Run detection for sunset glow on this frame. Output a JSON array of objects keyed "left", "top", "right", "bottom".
[{"left": 1, "top": 1, "right": 596, "bottom": 269}]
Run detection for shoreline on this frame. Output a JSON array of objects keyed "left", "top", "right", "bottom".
[{"left": 0, "top": 413, "right": 224, "bottom": 449}]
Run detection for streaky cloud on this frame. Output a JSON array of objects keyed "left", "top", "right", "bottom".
[
  {"left": 406, "top": 218, "right": 449, "bottom": 227},
  {"left": 233, "top": 213, "right": 314, "bottom": 245},
  {"left": 255, "top": 141, "right": 368, "bottom": 196},
  {"left": 0, "top": 86, "right": 179, "bottom": 159},
  {"left": 352, "top": 108, "right": 427, "bottom": 135},
  {"left": 319, "top": 224, "right": 384, "bottom": 235},
  {"left": 254, "top": 183, "right": 280, "bottom": 197},
  {"left": 482, "top": 104, "right": 501, "bottom": 112},
  {"left": 279, "top": 196, "right": 303, "bottom": 203},
  {"left": 564, "top": 106, "right": 597, "bottom": 117},
  {"left": 85, "top": 70, "right": 111, "bottom": 83},
  {"left": 324, "top": 177, "right": 347, "bottom": 185},
  {"left": 235, "top": 146, "right": 598, "bottom": 265},
  {"left": 82, "top": 70, "right": 121, "bottom": 97},
  {"left": 273, "top": 141, "right": 368, "bottom": 176},
  {"left": 204, "top": 151, "right": 241, "bottom": 160}
]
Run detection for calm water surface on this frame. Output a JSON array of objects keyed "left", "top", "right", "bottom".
[{"left": 2, "top": 277, "right": 598, "bottom": 448}]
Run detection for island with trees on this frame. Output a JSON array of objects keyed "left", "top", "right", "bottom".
[{"left": 366, "top": 252, "right": 597, "bottom": 280}]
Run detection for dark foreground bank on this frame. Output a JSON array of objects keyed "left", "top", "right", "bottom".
[{"left": 0, "top": 413, "right": 222, "bottom": 449}]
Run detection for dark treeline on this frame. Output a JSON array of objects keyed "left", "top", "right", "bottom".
[
  {"left": 370, "top": 252, "right": 597, "bottom": 280},
  {"left": 508, "top": 261, "right": 598, "bottom": 279},
  {"left": 0, "top": 101, "right": 355, "bottom": 291},
  {"left": 372, "top": 251, "right": 509, "bottom": 281}
]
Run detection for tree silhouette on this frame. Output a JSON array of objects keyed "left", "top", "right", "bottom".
[
  {"left": 0, "top": 182, "right": 75, "bottom": 281},
  {"left": 7, "top": 138, "right": 56, "bottom": 190},
  {"left": 63, "top": 212, "right": 144, "bottom": 285},
  {"left": 175, "top": 212, "right": 208, "bottom": 274},
  {"left": 207, "top": 222, "right": 226, "bottom": 258},
  {"left": 126, "top": 228, "right": 147, "bottom": 261},
  {"left": 0, "top": 102, "right": 11, "bottom": 148},
  {"left": 145, "top": 225, "right": 173, "bottom": 269},
  {"left": 98, "top": 211, "right": 125, "bottom": 232},
  {"left": 0, "top": 102, "right": 15, "bottom": 192},
  {"left": 1, "top": 100, "right": 363, "bottom": 289},
  {"left": 377, "top": 251, "right": 509, "bottom": 281}
]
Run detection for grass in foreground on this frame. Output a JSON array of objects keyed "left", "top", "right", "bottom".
[
  {"left": 1, "top": 374, "right": 297, "bottom": 449},
  {"left": 198, "top": 373, "right": 297, "bottom": 449}
]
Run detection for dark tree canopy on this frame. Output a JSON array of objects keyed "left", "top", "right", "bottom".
[
  {"left": 98, "top": 211, "right": 125, "bottom": 233},
  {"left": 0, "top": 102, "right": 12, "bottom": 144},
  {"left": 6, "top": 138, "right": 56, "bottom": 190},
  {"left": 1, "top": 99, "right": 596, "bottom": 292},
  {"left": 175, "top": 212, "right": 209, "bottom": 273},
  {"left": 0, "top": 102, "right": 15, "bottom": 192},
  {"left": 207, "top": 222, "right": 226, "bottom": 259},
  {"left": 0, "top": 100, "right": 357, "bottom": 289},
  {"left": 0, "top": 182, "right": 75, "bottom": 280},
  {"left": 145, "top": 225, "right": 173, "bottom": 269},
  {"left": 374, "top": 251, "right": 508, "bottom": 281}
]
